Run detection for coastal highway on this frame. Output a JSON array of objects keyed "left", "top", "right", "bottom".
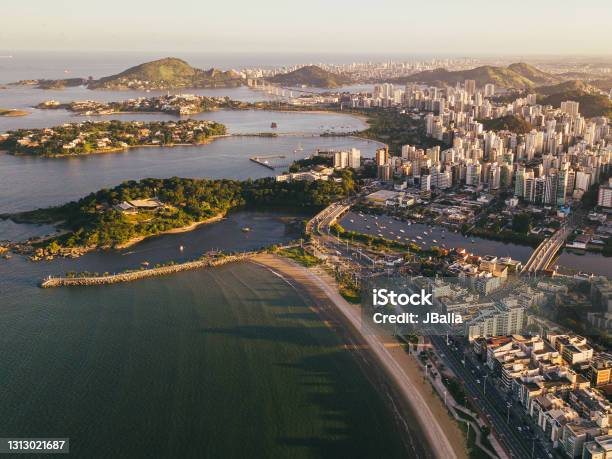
[{"left": 430, "top": 335, "right": 552, "bottom": 459}]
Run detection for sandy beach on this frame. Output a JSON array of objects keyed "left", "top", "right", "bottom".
[
  {"left": 114, "top": 213, "right": 226, "bottom": 249},
  {"left": 252, "top": 253, "right": 467, "bottom": 459}
]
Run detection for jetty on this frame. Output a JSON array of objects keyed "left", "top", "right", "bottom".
[
  {"left": 40, "top": 252, "right": 254, "bottom": 288},
  {"left": 249, "top": 154, "right": 287, "bottom": 170}
]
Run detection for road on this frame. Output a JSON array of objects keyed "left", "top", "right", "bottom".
[
  {"left": 522, "top": 210, "right": 581, "bottom": 273},
  {"left": 430, "top": 335, "right": 554, "bottom": 459},
  {"left": 306, "top": 199, "right": 555, "bottom": 458}
]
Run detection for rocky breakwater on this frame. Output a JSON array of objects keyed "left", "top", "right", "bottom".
[{"left": 40, "top": 252, "right": 255, "bottom": 288}]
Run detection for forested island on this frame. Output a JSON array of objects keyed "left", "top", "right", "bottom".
[
  {"left": 0, "top": 119, "right": 226, "bottom": 156},
  {"left": 36, "top": 94, "right": 249, "bottom": 116},
  {"left": 6, "top": 175, "right": 354, "bottom": 259}
]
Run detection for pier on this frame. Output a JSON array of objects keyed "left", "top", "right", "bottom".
[
  {"left": 40, "top": 252, "right": 255, "bottom": 288},
  {"left": 249, "top": 154, "right": 289, "bottom": 170}
]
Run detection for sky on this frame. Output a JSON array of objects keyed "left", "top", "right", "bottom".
[{"left": 2, "top": 0, "right": 611, "bottom": 56}]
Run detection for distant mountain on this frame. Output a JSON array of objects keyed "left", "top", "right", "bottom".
[
  {"left": 588, "top": 78, "right": 612, "bottom": 92},
  {"left": 88, "top": 58, "right": 243, "bottom": 90},
  {"left": 267, "top": 66, "right": 353, "bottom": 88},
  {"left": 395, "top": 63, "right": 559, "bottom": 89}
]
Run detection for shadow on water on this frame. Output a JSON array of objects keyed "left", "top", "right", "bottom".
[
  {"left": 200, "top": 324, "right": 428, "bottom": 459},
  {"left": 0, "top": 259, "right": 424, "bottom": 458}
]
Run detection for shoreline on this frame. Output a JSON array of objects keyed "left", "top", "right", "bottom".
[
  {"left": 4, "top": 135, "right": 228, "bottom": 158},
  {"left": 10, "top": 213, "right": 228, "bottom": 261},
  {"left": 114, "top": 213, "right": 227, "bottom": 249},
  {"left": 251, "top": 253, "right": 467, "bottom": 459}
]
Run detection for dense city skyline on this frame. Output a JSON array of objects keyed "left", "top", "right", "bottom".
[{"left": 2, "top": 0, "right": 612, "bottom": 55}]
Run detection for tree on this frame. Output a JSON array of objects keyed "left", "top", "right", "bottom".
[{"left": 512, "top": 213, "right": 531, "bottom": 234}]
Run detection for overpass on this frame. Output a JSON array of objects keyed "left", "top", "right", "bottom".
[{"left": 521, "top": 225, "right": 573, "bottom": 273}]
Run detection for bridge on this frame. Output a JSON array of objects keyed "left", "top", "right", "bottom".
[
  {"left": 247, "top": 78, "right": 328, "bottom": 99},
  {"left": 521, "top": 225, "right": 573, "bottom": 273}
]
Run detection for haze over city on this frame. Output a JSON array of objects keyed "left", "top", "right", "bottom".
[{"left": 2, "top": 0, "right": 612, "bottom": 55}]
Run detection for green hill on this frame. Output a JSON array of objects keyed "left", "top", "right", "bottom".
[
  {"left": 89, "top": 58, "right": 243, "bottom": 90},
  {"left": 480, "top": 115, "right": 533, "bottom": 134},
  {"left": 507, "top": 63, "right": 560, "bottom": 86},
  {"left": 539, "top": 91, "right": 612, "bottom": 118},
  {"left": 395, "top": 62, "right": 558, "bottom": 89},
  {"left": 533, "top": 79, "right": 611, "bottom": 118},
  {"left": 536, "top": 80, "right": 599, "bottom": 96},
  {"left": 268, "top": 65, "right": 353, "bottom": 88}
]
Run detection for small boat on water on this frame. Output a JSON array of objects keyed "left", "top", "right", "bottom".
[
  {"left": 432, "top": 239, "right": 437, "bottom": 243},
  {"left": 416, "top": 236, "right": 422, "bottom": 240},
  {"left": 423, "top": 231, "right": 428, "bottom": 235},
  {"left": 471, "top": 239, "right": 475, "bottom": 243},
  {"left": 142, "top": 261, "right": 150, "bottom": 267},
  {"left": 366, "top": 225, "right": 371, "bottom": 229},
  {"left": 242, "top": 227, "right": 251, "bottom": 232},
  {"left": 350, "top": 219, "right": 354, "bottom": 223},
  {"left": 179, "top": 245, "right": 184, "bottom": 251},
  {"left": 399, "top": 229, "right": 405, "bottom": 233}
]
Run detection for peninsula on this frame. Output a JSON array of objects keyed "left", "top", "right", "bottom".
[
  {"left": 9, "top": 58, "right": 354, "bottom": 91},
  {"left": 6, "top": 174, "right": 353, "bottom": 259},
  {"left": 10, "top": 58, "right": 242, "bottom": 91}
]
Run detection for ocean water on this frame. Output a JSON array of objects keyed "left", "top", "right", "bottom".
[
  {"left": 0, "top": 211, "right": 426, "bottom": 457},
  {"left": 0, "top": 258, "right": 421, "bottom": 458},
  {"left": 0, "top": 53, "right": 427, "bottom": 457}
]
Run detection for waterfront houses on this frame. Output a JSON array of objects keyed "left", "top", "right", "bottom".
[{"left": 0, "top": 119, "right": 227, "bottom": 156}]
